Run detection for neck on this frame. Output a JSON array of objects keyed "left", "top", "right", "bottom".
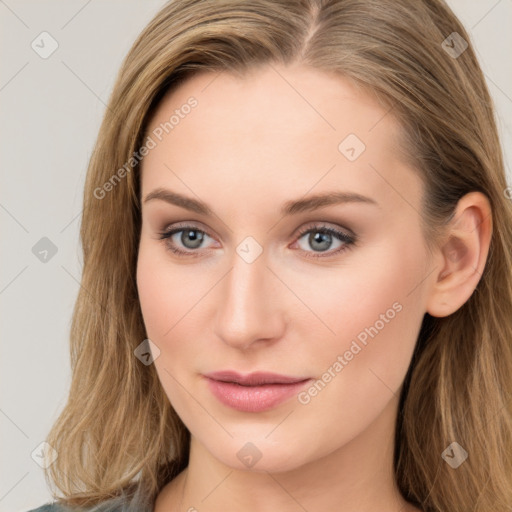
[{"left": 155, "top": 394, "right": 421, "bottom": 512}]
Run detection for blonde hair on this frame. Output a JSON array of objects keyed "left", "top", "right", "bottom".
[{"left": 44, "top": 0, "right": 512, "bottom": 510}]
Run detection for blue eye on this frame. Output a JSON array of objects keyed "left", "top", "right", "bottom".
[
  {"left": 157, "top": 222, "right": 357, "bottom": 259},
  {"left": 294, "top": 224, "right": 356, "bottom": 259},
  {"left": 158, "top": 226, "right": 213, "bottom": 258}
]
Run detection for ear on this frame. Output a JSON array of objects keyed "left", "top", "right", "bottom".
[{"left": 426, "top": 191, "right": 493, "bottom": 318}]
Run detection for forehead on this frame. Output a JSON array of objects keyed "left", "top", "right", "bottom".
[{"left": 140, "top": 64, "right": 421, "bottom": 219}]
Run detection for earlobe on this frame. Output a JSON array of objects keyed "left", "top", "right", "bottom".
[{"left": 426, "top": 192, "right": 492, "bottom": 318}]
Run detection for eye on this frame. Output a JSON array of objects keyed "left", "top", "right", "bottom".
[
  {"left": 157, "top": 222, "right": 357, "bottom": 259},
  {"left": 293, "top": 223, "right": 356, "bottom": 259},
  {"left": 157, "top": 223, "right": 215, "bottom": 258}
]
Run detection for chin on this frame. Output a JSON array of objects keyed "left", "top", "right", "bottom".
[{"left": 203, "top": 436, "right": 316, "bottom": 474}]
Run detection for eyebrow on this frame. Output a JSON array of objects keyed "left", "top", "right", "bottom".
[{"left": 143, "top": 187, "right": 379, "bottom": 216}]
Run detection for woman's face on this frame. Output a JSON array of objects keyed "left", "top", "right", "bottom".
[{"left": 137, "top": 63, "right": 435, "bottom": 472}]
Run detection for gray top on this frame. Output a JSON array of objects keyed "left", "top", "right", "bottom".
[
  {"left": 26, "top": 502, "right": 128, "bottom": 512},
  {"left": 27, "top": 506, "right": 81, "bottom": 512},
  {"left": 27, "top": 506, "right": 72, "bottom": 512},
  {"left": 26, "top": 489, "right": 153, "bottom": 511}
]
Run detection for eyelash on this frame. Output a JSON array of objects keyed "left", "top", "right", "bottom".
[{"left": 157, "top": 222, "right": 357, "bottom": 260}]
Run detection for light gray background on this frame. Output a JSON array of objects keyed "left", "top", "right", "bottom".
[{"left": 1, "top": 1, "right": 511, "bottom": 511}]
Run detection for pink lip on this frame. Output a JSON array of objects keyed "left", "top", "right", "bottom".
[{"left": 203, "top": 371, "right": 312, "bottom": 412}]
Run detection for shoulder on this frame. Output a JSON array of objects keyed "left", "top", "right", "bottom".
[
  {"left": 26, "top": 503, "right": 109, "bottom": 512},
  {"left": 26, "top": 505, "right": 72, "bottom": 512},
  {"left": 25, "top": 498, "right": 141, "bottom": 512}
]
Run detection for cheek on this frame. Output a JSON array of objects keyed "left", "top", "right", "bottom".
[
  {"left": 305, "top": 232, "right": 424, "bottom": 377},
  {"left": 136, "top": 247, "right": 168, "bottom": 339},
  {"left": 291, "top": 247, "right": 425, "bottom": 449},
  {"left": 136, "top": 241, "right": 197, "bottom": 340},
  {"left": 136, "top": 244, "right": 195, "bottom": 411},
  {"left": 136, "top": 241, "right": 214, "bottom": 382}
]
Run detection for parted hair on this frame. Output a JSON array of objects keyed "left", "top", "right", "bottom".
[{"left": 43, "top": 1, "right": 512, "bottom": 510}]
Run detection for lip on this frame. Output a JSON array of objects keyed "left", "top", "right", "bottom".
[
  {"left": 203, "top": 371, "right": 313, "bottom": 412},
  {"left": 204, "top": 370, "right": 310, "bottom": 386}
]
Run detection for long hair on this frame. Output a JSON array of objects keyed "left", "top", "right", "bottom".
[{"left": 43, "top": 1, "right": 512, "bottom": 510}]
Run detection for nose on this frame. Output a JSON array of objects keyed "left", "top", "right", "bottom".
[{"left": 213, "top": 249, "right": 286, "bottom": 350}]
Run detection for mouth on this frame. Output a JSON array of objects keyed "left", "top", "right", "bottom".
[{"left": 203, "top": 370, "right": 313, "bottom": 412}]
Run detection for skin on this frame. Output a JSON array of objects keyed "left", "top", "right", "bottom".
[{"left": 136, "top": 63, "right": 492, "bottom": 512}]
